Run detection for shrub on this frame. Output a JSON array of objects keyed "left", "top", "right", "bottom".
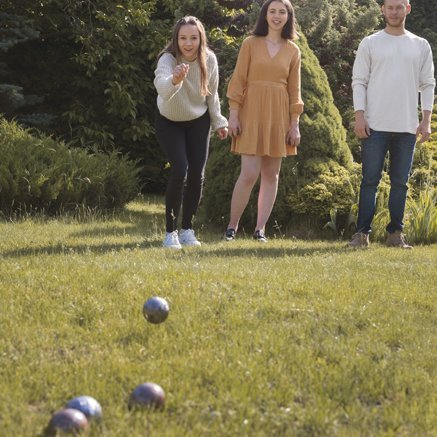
[
  {"left": 201, "top": 34, "right": 354, "bottom": 231},
  {"left": 0, "top": 118, "right": 140, "bottom": 215},
  {"left": 410, "top": 103, "right": 437, "bottom": 193}
]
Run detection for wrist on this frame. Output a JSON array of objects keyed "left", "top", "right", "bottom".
[{"left": 421, "top": 112, "right": 431, "bottom": 124}]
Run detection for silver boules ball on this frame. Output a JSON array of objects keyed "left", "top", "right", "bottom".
[
  {"left": 65, "top": 395, "right": 102, "bottom": 421},
  {"left": 143, "top": 296, "right": 169, "bottom": 324}
]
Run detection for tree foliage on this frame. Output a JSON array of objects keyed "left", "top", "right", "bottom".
[
  {"left": 293, "top": 0, "right": 381, "bottom": 116},
  {"left": 1, "top": 1, "right": 168, "bottom": 190},
  {"left": 404, "top": 0, "right": 437, "bottom": 71},
  {"left": 1, "top": 0, "right": 432, "bottom": 212}
]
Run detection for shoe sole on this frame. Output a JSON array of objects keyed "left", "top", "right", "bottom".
[{"left": 163, "top": 244, "right": 182, "bottom": 249}]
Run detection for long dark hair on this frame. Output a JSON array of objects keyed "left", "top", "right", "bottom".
[
  {"left": 159, "top": 16, "right": 210, "bottom": 96},
  {"left": 253, "top": 0, "right": 298, "bottom": 40}
]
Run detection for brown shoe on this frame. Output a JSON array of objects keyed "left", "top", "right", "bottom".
[
  {"left": 386, "top": 231, "right": 413, "bottom": 249},
  {"left": 347, "top": 232, "right": 369, "bottom": 248}
]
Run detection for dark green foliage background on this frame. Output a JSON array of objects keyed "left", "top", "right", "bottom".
[{"left": 0, "top": 0, "right": 434, "bottom": 224}]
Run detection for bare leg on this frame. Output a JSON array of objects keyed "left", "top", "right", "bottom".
[
  {"left": 255, "top": 156, "right": 282, "bottom": 232},
  {"left": 227, "top": 155, "right": 262, "bottom": 230}
]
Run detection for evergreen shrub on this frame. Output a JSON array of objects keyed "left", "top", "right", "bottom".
[
  {"left": 0, "top": 118, "right": 140, "bottom": 215},
  {"left": 201, "top": 34, "right": 354, "bottom": 231},
  {"left": 410, "top": 103, "right": 437, "bottom": 193}
]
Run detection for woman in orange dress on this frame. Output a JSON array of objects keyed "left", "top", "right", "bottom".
[{"left": 225, "top": 0, "right": 303, "bottom": 242}]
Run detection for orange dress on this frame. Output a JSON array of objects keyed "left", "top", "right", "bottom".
[{"left": 227, "top": 36, "right": 304, "bottom": 157}]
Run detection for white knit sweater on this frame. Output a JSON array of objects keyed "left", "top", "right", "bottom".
[
  {"left": 352, "top": 30, "right": 435, "bottom": 134},
  {"left": 154, "top": 50, "right": 228, "bottom": 130}
]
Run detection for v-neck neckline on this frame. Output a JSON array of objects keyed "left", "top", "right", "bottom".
[{"left": 264, "top": 37, "right": 283, "bottom": 59}]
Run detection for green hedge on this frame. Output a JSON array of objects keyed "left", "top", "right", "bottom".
[
  {"left": 200, "top": 34, "right": 354, "bottom": 231},
  {"left": 0, "top": 118, "right": 140, "bottom": 215}
]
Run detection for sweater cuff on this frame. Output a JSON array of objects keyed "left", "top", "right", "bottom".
[{"left": 211, "top": 115, "right": 228, "bottom": 131}]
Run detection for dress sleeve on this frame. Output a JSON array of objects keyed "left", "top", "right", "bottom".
[
  {"left": 226, "top": 38, "right": 252, "bottom": 110},
  {"left": 287, "top": 44, "right": 304, "bottom": 121}
]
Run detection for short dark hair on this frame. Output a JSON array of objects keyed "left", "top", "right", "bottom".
[{"left": 253, "top": 0, "right": 298, "bottom": 40}]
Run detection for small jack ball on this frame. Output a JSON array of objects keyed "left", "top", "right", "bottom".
[
  {"left": 66, "top": 396, "right": 102, "bottom": 421},
  {"left": 47, "top": 408, "right": 89, "bottom": 433},
  {"left": 129, "top": 382, "right": 166, "bottom": 409},
  {"left": 143, "top": 296, "right": 169, "bottom": 324}
]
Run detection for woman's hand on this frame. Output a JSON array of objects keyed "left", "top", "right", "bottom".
[
  {"left": 172, "top": 63, "right": 189, "bottom": 85},
  {"left": 286, "top": 120, "right": 301, "bottom": 147},
  {"left": 228, "top": 109, "right": 241, "bottom": 137},
  {"left": 216, "top": 127, "right": 228, "bottom": 140}
]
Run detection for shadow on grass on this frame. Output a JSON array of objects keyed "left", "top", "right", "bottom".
[
  {"left": 198, "top": 244, "right": 351, "bottom": 258},
  {"left": 68, "top": 205, "right": 166, "bottom": 238},
  {"left": 1, "top": 239, "right": 165, "bottom": 259},
  {"left": 1, "top": 240, "right": 354, "bottom": 259}
]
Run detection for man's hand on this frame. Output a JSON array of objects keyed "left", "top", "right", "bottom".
[
  {"left": 354, "top": 110, "right": 370, "bottom": 139},
  {"left": 416, "top": 111, "right": 432, "bottom": 143}
]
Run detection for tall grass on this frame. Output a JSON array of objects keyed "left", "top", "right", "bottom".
[
  {"left": 405, "top": 188, "right": 437, "bottom": 244},
  {"left": 0, "top": 196, "right": 436, "bottom": 436}
]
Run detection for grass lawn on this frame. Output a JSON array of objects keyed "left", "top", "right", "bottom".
[{"left": 0, "top": 197, "right": 436, "bottom": 436}]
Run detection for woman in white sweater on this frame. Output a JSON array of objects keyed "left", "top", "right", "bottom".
[{"left": 154, "top": 16, "right": 228, "bottom": 249}]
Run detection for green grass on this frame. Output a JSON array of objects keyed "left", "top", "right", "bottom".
[{"left": 0, "top": 197, "right": 436, "bottom": 436}]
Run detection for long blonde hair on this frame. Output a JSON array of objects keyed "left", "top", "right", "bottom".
[{"left": 159, "top": 16, "right": 210, "bottom": 96}]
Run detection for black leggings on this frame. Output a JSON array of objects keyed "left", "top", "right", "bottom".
[{"left": 155, "top": 111, "right": 211, "bottom": 232}]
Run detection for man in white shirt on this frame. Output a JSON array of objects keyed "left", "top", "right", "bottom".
[{"left": 349, "top": 0, "right": 435, "bottom": 249}]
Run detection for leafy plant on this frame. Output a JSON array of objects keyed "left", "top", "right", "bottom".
[
  {"left": 0, "top": 118, "right": 140, "bottom": 215},
  {"left": 405, "top": 187, "right": 437, "bottom": 244}
]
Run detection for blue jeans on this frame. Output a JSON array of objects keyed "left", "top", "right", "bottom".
[{"left": 356, "top": 130, "right": 416, "bottom": 234}]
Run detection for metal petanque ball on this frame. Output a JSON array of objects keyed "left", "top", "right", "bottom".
[
  {"left": 47, "top": 408, "right": 89, "bottom": 433},
  {"left": 66, "top": 396, "right": 102, "bottom": 421},
  {"left": 129, "top": 382, "right": 166, "bottom": 410},
  {"left": 143, "top": 296, "right": 169, "bottom": 324}
]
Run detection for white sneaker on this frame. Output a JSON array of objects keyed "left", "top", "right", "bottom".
[
  {"left": 179, "top": 229, "right": 201, "bottom": 246},
  {"left": 163, "top": 231, "right": 182, "bottom": 249}
]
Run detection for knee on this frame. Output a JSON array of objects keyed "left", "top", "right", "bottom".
[
  {"left": 390, "top": 178, "right": 408, "bottom": 191},
  {"left": 239, "top": 169, "right": 259, "bottom": 186},
  {"left": 389, "top": 172, "right": 409, "bottom": 189},
  {"left": 170, "top": 163, "right": 187, "bottom": 183},
  {"left": 262, "top": 170, "right": 280, "bottom": 185},
  {"left": 186, "top": 169, "right": 204, "bottom": 185},
  {"left": 361, "top": 175, "right": 381, "bottom": 190}
]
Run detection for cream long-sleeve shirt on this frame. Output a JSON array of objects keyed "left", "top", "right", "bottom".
[
  {"left": 352, "top": 30, "right": 435, "bottom": 134},
  {"left": 154, "top": 50, "right": 227, "bottom": 131}
]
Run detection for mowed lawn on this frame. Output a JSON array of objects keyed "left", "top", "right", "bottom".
[{"left": 0, "top": 197, "right": 436, "bottom": 436}]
